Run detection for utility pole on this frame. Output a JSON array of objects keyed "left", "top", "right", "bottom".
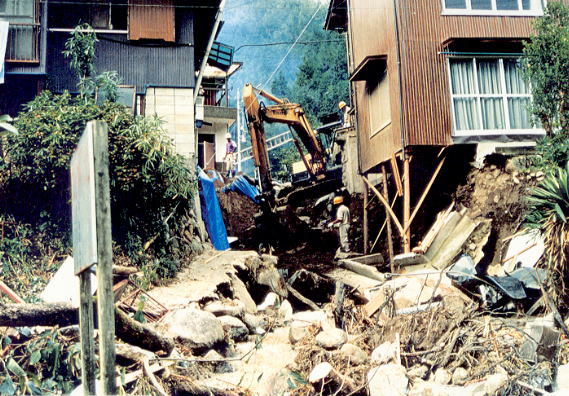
[{"left": 236, "top": 89, "right": 242, "bottom": 173}]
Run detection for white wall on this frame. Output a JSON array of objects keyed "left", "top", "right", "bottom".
[
  {"left": 145, "top": 87, "right": 195, "bottom": 157},
  {"left": 197, "top": 122, "right": 228, "bottom": 163}
]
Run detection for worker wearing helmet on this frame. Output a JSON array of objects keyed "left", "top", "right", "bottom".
[
  {"left": 330, "top": 195, "right": 351, "bottom": 253},
  {"left": 224, "top": 133, "right": 237, "bottom": 178},
  {"left": 338, "top": 101, "right": 351, "bottom": 128}
]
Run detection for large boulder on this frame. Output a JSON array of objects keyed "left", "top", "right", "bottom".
[
  {"left": 218, "top": 315, "right": 249, "bottom": 341},
  {"left": 161, "top": 307, "right": 224, "bottom": 351}
]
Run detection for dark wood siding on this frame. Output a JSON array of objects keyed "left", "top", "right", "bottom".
[
  {"left": 349, "top": 0, "right": 401, "bottom": 172},
  {"left": 128, "top": 0, "right": 175, "bottom": 42},
  {"left": 46, "top": 8, "right": 194, "bottom": 94},
  {"left": 398, "top": 0, "right": 539, "bottom": 148}
]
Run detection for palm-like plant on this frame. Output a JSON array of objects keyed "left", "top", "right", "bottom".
[
  {"left": 0, "top": 114, "right": 17, "bottom": 136},
  {"left": 526, "top": 163, "right": 569, "bottom": 305}
]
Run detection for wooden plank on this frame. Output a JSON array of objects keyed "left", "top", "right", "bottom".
[
  {"left": 391, "top": 153, "right": 403, "bottom": 197},
  {"left": 382, "top": 165, "right": 395, "bottom": 265},
  {"left": 362, "top": 175, "right": 404, "bottom": 236},
  {"left": 413, "top": 203, "right": 453, "bottom": 254},
  {"left": 404, "top": 154, "right": 447, "bottom": 233},
  {"left": 93, "top": 120, "right": 117, "bottom": 395},
  {"left": 78, "top": 272, "right": 96, "bottom": 395},
  {"left": 0, "top": 280, "right": 24, "bottom": 303},
  {"left": 363, "top": 183, "right": 369, "bottom": 254},
  {"left": 403, "top": 156, "right": 410, "bottom": 253},
  {"left": 338, "top": 259, "right": 386, "bottom": 282}
]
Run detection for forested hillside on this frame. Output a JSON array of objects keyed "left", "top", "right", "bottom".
[{"left": 219, "top": 0, "right": 349, "bottom": 180}]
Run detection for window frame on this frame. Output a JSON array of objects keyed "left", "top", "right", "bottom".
[
  {"left": 447, "top": 56, "right": 543, "bottom": 137},
  {"left": 47, "top": 0, "right": 128, "bottom": 34},
  {"left": 367, "top": 69, "right": 391, "bottom": 138},
  {"left": 2, "top": 0, "right": 41, "bottom": 63},
  {"left": 441, "top": 0, "right": 545, "bottom": 16}
]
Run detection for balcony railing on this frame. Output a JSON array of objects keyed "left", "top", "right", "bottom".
[{"left": 5, "top": 22, "right": 40, "bottom": 63}]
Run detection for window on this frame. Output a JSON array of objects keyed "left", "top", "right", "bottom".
[
  {"left": 48, "top": 0, "right": 127, "bottom": 31},
  {"left": 449, "top": 58, "right": 539, "bottom": 135},
  {"left": 442, "top": 0, "right": 544, "bottom": 15},
  {"left": 367, "top": 70, "right": 391, "bottom": 137},
  {"left": 128, "top": 0, "right": 175, "bottom": 42},
  {"left": 0, "top": 0, "right": 39, "bottom": 62}
]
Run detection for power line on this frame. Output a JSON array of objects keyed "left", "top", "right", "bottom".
[{"left": 234, "top": 39, "right": 343, "bottom": 53}]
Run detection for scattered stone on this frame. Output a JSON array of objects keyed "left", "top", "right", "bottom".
[
  {"left": 203, "top": 300, "right": 245, "bottom": 318},
  {"left": 258, "top": 292, "right": 279, "bottom": 311},
  {"left": 513, "top": 175, "right": 520, "bottom": 184},
  {"left": 315, "top": 328, "right": 347, "bottom": 349},
  {"left": 433, "top": 368, "right": 451, "bottom": 385},
  {"left": 466, "top": 372, "right": 508, "bottom": 395},
  {"left": 371, "top": 341, "right": 398, "bottom": 365},
  {"left": 289, "top": 325, "right": 310, "bottom": 344},
  {"left": 309, "top": 362, "right": 333, "bottom": 383},
  {"left": 230, "top": 274, "right": 257, "bottom": 314},
  {"left": 407, "top": 365, "right": 428, "bottom": 380},
  {"left": 161, "top": 307, "right": 224, "bottom": 351},
  {"left": 339, "top": 343, "right": 367, "bottom": 365},
  {"left": 367, "top": 363, "right": 408, "bottom": 396},
  {"left": 556, "top": 363, "right": 569, "bottom": 391},
  {"left": 278, "top": 299, "right": 293, "bottom": 322},
  {"left": 242, "top": 313, "right": 267, "bottom": 333},
  {"left": 218, "top": 315, "right": 249, "bottom": 342},
  {"left": 451, "top": 367, "right": 469, "bottom": 385},
  {"left": 292, "top": 310, "right": 328, "bottom": 328},
  {"left": 204, "top": 350, "right": 233, "bottom": 373}
]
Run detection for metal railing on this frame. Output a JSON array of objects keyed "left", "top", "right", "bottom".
[{"left": 5, "top": 22, "right": 40, "bottom": 62}]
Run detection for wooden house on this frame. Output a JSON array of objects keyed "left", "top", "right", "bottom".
[{"left": 326, "top": 0, "right": 550, "bottom": 254}]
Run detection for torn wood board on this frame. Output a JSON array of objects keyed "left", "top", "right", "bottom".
[
  {"left": 413, "top": 203, "right": 454, "bottom": 254},
  {"left": 425, "top": 208, "right": 480, "bottom": 270},
  {"left": 348, "top": 253, "right": 384, "bottom": 266},
  {"left": 41, "top": 256, "right": 97, "bottom": 308},
  {"left": 325, "top": 268, "right": 381, "bottom": 299},
  {"left": 338, "top": 259, "right": 386, "bottom": 281},
  {"left": 0, "top": 280, "right": 24, "bottom": 303}
]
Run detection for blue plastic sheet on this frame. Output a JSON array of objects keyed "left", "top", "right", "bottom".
[
  {"left": 198, "top": 169, "right": 229, "bottom": 251},
  {"left": 222, "top": 175, "right": 260, "bottom": 204}
]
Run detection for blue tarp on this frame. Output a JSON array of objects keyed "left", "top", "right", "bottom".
[
  {"left": 222, "top": 175, "right": 260, "bottom": 204},
  {"left": 199, "top": 169, "right": 229, "bottom": 251}
]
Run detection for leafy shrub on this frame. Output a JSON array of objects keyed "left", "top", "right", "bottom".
[
  {"left": 525, "top": 163, "right": 569, "bottom": 306},
  {"left": 0, "top": 91, "right": 198, "bottom": 282}
]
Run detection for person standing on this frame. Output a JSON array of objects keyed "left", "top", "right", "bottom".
[
  {"left": 338, "top": 101, "right": 352, "bottom": 128},
  {"left": 224, "top": 133, "right": 237, "bottom": 178},
  {"left": 331, "top": 196, "right": 351, "bottom": 252}
]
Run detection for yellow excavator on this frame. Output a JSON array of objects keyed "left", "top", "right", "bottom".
[{"left": 243, "top": 83, "right": 340, "bottom": 204}]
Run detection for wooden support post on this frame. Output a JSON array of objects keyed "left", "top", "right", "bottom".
[
  {"left": 403, "top": 156, "right": 411, "bottom": 253},
  {"left": 370, "top": 194, "right": 398, "bottom": 253},
  {"left": 78, "top": 273, "right": 96, "bottom": 394},
  {"left": 363, "top": 182, "right": 369, "bottom": 254},
  {"left": 362, "top": 175, "right": 404, "bottom": 236},
  {"left": 93, "top": 122, "right": 116, "bottom": 395},
  {"left": 382, "top": 165, "right": 395, "bottom": 268},
  {"left": 390, "top": 153, "right": 403, "bottom": 197},
  {"left": 403, "top": 154, "right": 447, "bottom": 233}
]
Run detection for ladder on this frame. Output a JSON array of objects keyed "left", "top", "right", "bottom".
[{"left": 239, "top": 131, "right": 293, "bottom": 162}]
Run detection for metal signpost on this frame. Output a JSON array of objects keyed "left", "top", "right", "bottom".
[{"left": 71, "top": 120, "right": 116, "bottom": 395}]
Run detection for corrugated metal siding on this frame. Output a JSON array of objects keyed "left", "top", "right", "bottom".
[
  {"left": 129, "top": 0, "right": 175, "bottom": 42},
  {"left": 349, "top": 0, "right": 402, "bottom": 172},
  {"left": 398, "top": 0, "right": 540, "bottom": 147},
  {"left": 47, "top": 13, "right": 194, "bottom": 94}
]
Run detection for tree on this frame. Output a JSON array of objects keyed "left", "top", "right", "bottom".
[{"left": 523, "top": 2, "right": 569, "bottom": 136}]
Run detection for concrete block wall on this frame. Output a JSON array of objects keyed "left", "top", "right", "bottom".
[{"left": 145, "top": 87, "right": 195, "bottom": 157}]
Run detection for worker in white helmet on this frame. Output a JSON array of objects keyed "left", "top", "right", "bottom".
[
  {"left": 223, "top": 133, "right": 237, "bottom": 178},
  {"left": 338, "top": 101, "right": 351, "bottom": 128}
]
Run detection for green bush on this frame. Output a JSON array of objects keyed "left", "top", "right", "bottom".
[{"left": 0, "top": 91, "right": 198, "bottom": 281}]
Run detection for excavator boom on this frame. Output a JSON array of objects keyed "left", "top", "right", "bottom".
[{"left": 243, "top": 83, "right": 328, "bottom": 196}]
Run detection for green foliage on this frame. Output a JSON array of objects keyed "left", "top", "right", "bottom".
[
  {"left": 0, "top": 328, "right": 82, "bottom": 394},
  {"left": 62, "top": 23, "right": 97, "bottom": 79},
  {"left": 270, "top": 142, "right": 301, "bottom": 182},
  {"left": 0, "top": 91, "right": 197, "bottom": 283},
  {"left": 62, "top": 24, "right": 121, "bottom": 101},
  {"left": 523, "top": 2, "right": 569, "bottom": 135},
  {"left": 525, "top": 163, "right": 569, "bottom": 227}
]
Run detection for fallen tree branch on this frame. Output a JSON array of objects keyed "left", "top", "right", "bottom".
[
  {"left": 0, "top": 302, "right": 174, "bottom": 354},
  {"left": 287, "top": 285, "right": 321, "bottom": 311}
]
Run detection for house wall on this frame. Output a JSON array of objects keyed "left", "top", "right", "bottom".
[
  {"left": 145, "top": 87, "right": 195, "bottom": 157},
  {"left": 198, "top": 124, "right": 229, "bottom": 163},
  {"left": 347, "top": 0, "right": 566, "bottom": 172},
  {"left": 398, "top": 0, "right": 543, "bottom": 148},
  {"left": 46, "top": 6, "right": 195, "bottom": 94},
  {"left": 348, "top": 0, "right": 402, "bottom": 173}
]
